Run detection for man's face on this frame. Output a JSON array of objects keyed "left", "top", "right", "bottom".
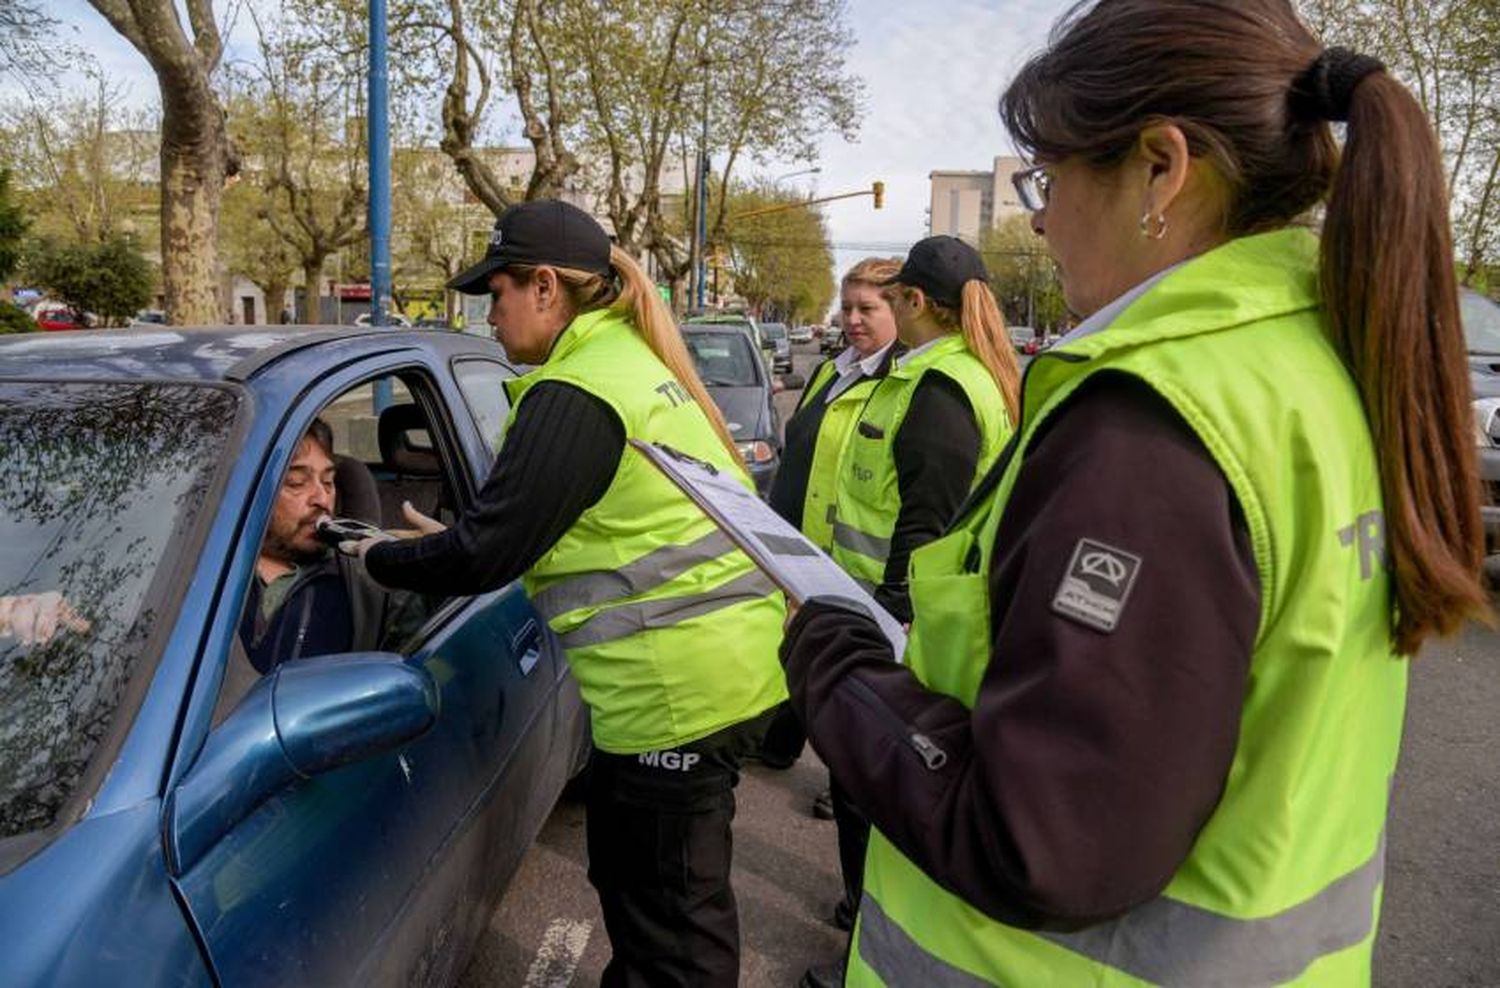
[{"left": 262, "top": 436, "right": 336, "bottom": 567}]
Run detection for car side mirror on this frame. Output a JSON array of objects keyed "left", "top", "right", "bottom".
[
  {"left": 164, "top": 652, "right": 439, "bottom": 875},
  {"left": 780, "top": 373, "right": 805, "bottom": 392}
]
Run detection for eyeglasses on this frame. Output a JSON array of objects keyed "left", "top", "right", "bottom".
[{"left": 1011, "top": 164, "right": 1052, "bottom": 212}]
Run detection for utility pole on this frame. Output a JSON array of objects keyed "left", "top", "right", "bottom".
[
  {"left": 691, "top": 0, "right": 712, "bottom": 311},
  {"left": 369, "top": 0, "right": 394, "bottom": 410}
]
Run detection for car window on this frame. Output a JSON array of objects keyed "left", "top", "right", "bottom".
[
  {"left": 452, "top": 358, "right": 513, "bottom": 457},
  {"left": 223, "top": 369, "right": 467, "bottom": 707},
  {"left": 0, "top": 382, "right": 237, "bottom": 840},
  {"left": 1462, "top": 291, "right": 1500, "bottom": 355},
  {"left": 762, "top": 324, "right": 788, "bottom": 340},
  {"left": 684, "top": 332, "right": 761, "bottom": 387},
  {"left": 322, "top": 377, "right": 414, "bottom": 463}
]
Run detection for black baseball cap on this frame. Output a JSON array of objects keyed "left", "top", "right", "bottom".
[
  {"left": 883, "top": 235, "right": 989, "bottom": 308},
  {"left": 448, "top": 199, "right": 613, "bottom": 295}
]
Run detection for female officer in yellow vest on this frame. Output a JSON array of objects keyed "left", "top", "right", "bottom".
[
  {"left": 768, "top": 257, "right": 903, "bottom": 555},
  {"left": 763, "top": 260, "right": 903, "bottom": 781},
  {"left": 829, "top": 237, "right": 1020, "bottom": 622},
  {"left": 355, "top": 199, "right": 787, "bottom": 987},
  {"left": 779, "top": 2, "right": 1488, "bottom": 985},
  {"left": 760, "top": 259, "right": 903, "bottom": 984}
]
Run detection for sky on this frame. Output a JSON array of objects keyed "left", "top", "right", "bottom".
[{"left": 41, "top": 0, "right": 1069, "bottom": 304}]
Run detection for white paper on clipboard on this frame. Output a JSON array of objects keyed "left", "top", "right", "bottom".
[{"left": 631, "top": 439, "right": 907, "bottom": 659}]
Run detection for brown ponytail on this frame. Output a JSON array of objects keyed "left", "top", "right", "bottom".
[
  {"left": 517, "top": 247, "right": 743, "bottom": 468},
  {"left": 1324, "top": 74, "right": 1488, "bottom": 653},
  {"left": 999, "top": 0, "right": 1488, "bottom": 653}
]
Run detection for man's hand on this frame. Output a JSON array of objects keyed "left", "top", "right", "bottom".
[
  {"left": 0, "top": 591, "right": 92, "bottom": 645},
  {"left": 387, "top": 501, "right": 447, "bottom": 539}
]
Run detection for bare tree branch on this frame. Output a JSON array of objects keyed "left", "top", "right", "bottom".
[{"left": 184, "top": 0, "right": 223, "bottom": 71}]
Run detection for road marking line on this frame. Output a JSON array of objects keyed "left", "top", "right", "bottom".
[{"left": 522, "top": 918, "right": 592, "bottom": 988}]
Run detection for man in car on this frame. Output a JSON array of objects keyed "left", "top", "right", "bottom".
[{"left": 239, "top": 418, "right": 429, "bottom": 672}]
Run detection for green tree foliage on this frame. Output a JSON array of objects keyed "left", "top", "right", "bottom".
[
  {"left": 219, "top": 177, "right": 299, "bottom": 324},
  {"left": 25, "top": 236, "right": 155, "bottom": 327},
  {"left": 722, "top": 182, "right": 835, "bottom": 323},
  {"left": 0, "top": 165, "right": 30, "bottom": 332},
  {"left": 0, "top": 72, "right": 159, "bottom": 246},
  {"left": 0, "top": 303, "right": 31, "bottom": 333},
  {"left": 539, "top": 0, "right": 862, "bottom": 274},
  {"left": 347, "top": 0, "right": 861, "bottom": 280},
  {"left": 0, "top": 167, "right": 29, "bottom": 281},
  {"left": 390, "top": 148, "right": 473, "bottom": 323},
  {"left": 978, "top": 215, "right": 1067, "bottom": 332},
  {"left": 1300, "top": 0, "right": 1499, "bottom": 284},
  {"left": 224, "top": 4, "right": 369, "bottom": 323}
]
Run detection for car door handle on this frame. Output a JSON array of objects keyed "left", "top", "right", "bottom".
[{"left": 511, "top": 618, "right": 542, "bottom": 676}]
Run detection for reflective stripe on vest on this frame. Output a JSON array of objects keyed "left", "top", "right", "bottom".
[
  {"left": 531, "top": 529, "right": 738, "bottom": 621},
  {"left": 558, "top": 568, "right": 779, "bottom": 650},
  {"left": 505, "top": 308, "right": 787, "bottom": 753},
  {"left": 832, "top": 519, "right": 891, "bottom": 564},
  {"left": 857, "top": 894, "right": 993, "bottom": 988},
  {"left": 858, "top": 834, "right": 1386, "bottom": 987}
]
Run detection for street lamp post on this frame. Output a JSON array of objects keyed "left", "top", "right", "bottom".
[{"left": 771, "top": 166, "right": 822, "bottom": 186}]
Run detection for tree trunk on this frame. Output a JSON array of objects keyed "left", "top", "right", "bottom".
[
  {"left": 264, "top": 275, "right": 290, "bottom": 324},
  {"left": 301, "top": 259, "right": 325, "bottom": 324},
  {"left": 159, "top": 102, "right": 228, "bottom": 325}
]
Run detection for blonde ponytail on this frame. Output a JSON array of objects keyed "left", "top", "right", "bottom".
[
  {"left": 602, "top": 247, "right": 743, "bottom": 465},
  {"left": 519, "top": 248, "right": 744, "bottom": 467},
  {"left": 931, "top": 280, "right": 1021, "bottom": 421}
]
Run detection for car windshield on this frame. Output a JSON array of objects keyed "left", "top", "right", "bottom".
[
  {"left": 1462, "top": 291, "right": 1500, "bottom": 355},
  {"left": 684, "top": 331, "right": 761, "bottom": 387},
  {"left": 0, "top": 382, "right": 238, "bottom": 840},
  {"left": 762, "top": 324, "right": 788, "bottom": 341}
]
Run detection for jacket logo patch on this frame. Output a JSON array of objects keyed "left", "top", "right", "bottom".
[{"left": 1051, "top": 538, "right": 1142, "bottom": 633}]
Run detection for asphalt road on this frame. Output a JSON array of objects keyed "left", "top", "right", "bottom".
[{"left": 460, "top": 342, "right": 1500, "bottom": 987}]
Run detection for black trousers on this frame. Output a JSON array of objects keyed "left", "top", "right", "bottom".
[{"left": 585, "top": 717, "right": 767, "bottom": 988}]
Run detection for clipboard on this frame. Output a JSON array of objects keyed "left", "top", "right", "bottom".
[{"left": 631, "top": 439, "right": 908, "bottom": 658}]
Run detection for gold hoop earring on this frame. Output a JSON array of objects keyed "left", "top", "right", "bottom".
[{"left": 1140, "top": 212, "right": 1168, "bottom": 241}]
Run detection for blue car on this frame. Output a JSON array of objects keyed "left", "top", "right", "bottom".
[{"left": 0, "top": 327, "right": 589, "bottom": 986}]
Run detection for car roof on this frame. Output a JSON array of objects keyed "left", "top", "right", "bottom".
[
  {"left": 0, "top": 326, "right": 502, "bottom": 383},
  {"left": 679, "top": 322, "right": 754, "bottom": 337},
  {"left": 684, "top": 314, "right": 755, "bottom": 325}
]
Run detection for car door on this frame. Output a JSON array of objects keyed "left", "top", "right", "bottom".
[{"left": 167, "top": 356, "right": 558, "bottom": 987}]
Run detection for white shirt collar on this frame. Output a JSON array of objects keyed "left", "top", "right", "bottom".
[
  {"left": 896, "top": 336, "right": 946, "bottom": 366},
  {"left": 835, "top": 340, "right": 895, "bottom": 377},
  {"left": 824, "top": 340, "right": 896, "bottom": 402}
]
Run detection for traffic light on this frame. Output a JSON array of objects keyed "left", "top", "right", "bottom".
[{"left": 872, "top": 180, "right": 885, "bottom": 209}]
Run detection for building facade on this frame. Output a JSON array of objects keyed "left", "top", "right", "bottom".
[{"left": 927, "top": 155, "right": 1027, "bottom": 241}]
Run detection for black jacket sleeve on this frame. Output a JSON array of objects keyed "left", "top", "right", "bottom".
[
  {"left": 876, "top": 372, "right": 982, "bottom": 622},
  {"left": 365, "top": 381, "right": 625, "bottom": 596},
  {"left": 781, "top": 373, "right": 1259, "bottom": 929}
]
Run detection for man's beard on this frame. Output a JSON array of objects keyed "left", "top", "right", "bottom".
[{"left": 262, "top": 515, "right": 330, "bottom": 568}]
